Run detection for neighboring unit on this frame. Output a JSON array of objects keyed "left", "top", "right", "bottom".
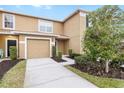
[{"left": 0, "top": 9, "right": 88, "bottom": 59}]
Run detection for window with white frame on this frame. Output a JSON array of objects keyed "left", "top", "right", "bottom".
[
  {"left": 3, "top": 14, "right": 15, "bottom": 29},
  {"left": 39, "top": 20, "right": 53, "bottom": 33}
]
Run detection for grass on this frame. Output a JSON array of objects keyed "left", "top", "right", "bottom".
[
  {"left": 0, "top": 60, "right": 26, "bottom": 88},
  {"left": 65, "top": 65, "right": 124, "bottom": 88}
]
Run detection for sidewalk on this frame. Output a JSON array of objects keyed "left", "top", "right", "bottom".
[{"left": 59, "top": 55, "right": 75, "bottom": 66}]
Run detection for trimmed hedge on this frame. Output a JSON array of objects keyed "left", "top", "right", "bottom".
[
  {"left": 71, "top": 53, "right": 81, "bottom": 59},
  {"left": 75, "top": 55, "right": 90, "bottom": 65},
  {"left": 68, "top": 49, "right": 73, "bottom": 58},
  {"left": 9, "top": 46, "right": 17, "bottom": 60},
  {"left": 52, "top": 46, "right": 63, "bottom": 62},
  {"left": 52, "top": 46, "right": 56, "bottom": 58},
  {"left": 68, "top": 49, "right": 81, "bottom": 59},
  {"left": 110, "top": 54, "right": 124, "bottom": 69},
  {"left": 57, "top": 51, "right": 62, "bottom": 61}
]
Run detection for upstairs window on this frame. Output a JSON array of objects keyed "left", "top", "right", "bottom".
[
  {"left": 38, "top": 20, "right": 53, "bottom": 33},
  {"left": 3, "top": 14, "right": 15, "bottom": 30}
]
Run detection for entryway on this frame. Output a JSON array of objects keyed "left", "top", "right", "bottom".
[{"left": 6, "top": 39, "right": 17, "bottom": 57}]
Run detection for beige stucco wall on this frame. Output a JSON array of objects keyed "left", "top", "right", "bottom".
[
  {"left": 79, "top": 14, "right": 86, "bottom": 53},
  {"left": 16, "top": 15, "right": 38, "bottom": 32},
  {"left": 57, "top": 40, "right": 65, "bottom": 54},
  {"left": 57, "top": 40, "right": 69, "bottom": 54},
  {"left": 0, "top": 35, "right": 5, "bottom": 56},
  {"left": 0, "top": 10, "right": 86, "bottom": 58},
  {"left": 16, "top": 14, "right": 64, "bottom": 35},
  {"left": 63, "top": 12, "right": 86, "bottom": 54},
  {"left": 64, "top": 13, "right": 81, "bottom": 53},
  {"left": 18, "top": 35, "right": 25, "bottom": 58},
  {"left": 18, "top": 17, "right": 63, "bottom": 35},
  {"left": 0, "top": 35, "right": 18, "bottom": 57},
  {"left": 53, "top": 22, "right": 64, "bottom": 35},
  {"left": 0, "top": 13, "right": 2, "bottom": 30},
  {"left": 0, "top": 11, "right": 64, "bottom": 35}
]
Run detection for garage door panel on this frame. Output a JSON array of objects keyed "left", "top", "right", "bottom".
[{"left": 27, "top": 39, "right": 50, "bottom": 59}]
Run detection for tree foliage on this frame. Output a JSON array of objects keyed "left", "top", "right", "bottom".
[{"left": 83, "top": 5, "right": 124, "bottom": 62}]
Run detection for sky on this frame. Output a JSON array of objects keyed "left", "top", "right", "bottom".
[{"left": 0, "top": 5, "right": 124, "bottom": 21}]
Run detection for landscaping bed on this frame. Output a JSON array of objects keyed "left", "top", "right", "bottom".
[
  {"left": 66, "top": 65, "right": 124, "bottom": 88},
  {"left": 0, "top": 59, "right": 23, "bottom": 79},
  {"left": 0, "top": 60, "right": 26, "bottom": 88},
  {"left": 51, "top": 57, "right": 67, "bottom": 63},
  {"left": 70, "top": 63, "right": 122, "bottom": 79}
]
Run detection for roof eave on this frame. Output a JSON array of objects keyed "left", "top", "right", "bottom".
[
  {"left": 63, "top": 9, "right": 89, "bottom": 22},
  {"left": 0, "top": 9, "right": 89, "bottom": 23},
  {"left": 0, "top": 9, "right": 62, "bottom": 23}
]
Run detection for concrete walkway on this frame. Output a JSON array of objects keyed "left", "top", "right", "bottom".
[
  {"left": 0, "top": 59, "right": 3, "bottom": 63},
  {"left": 24, "top": 58, "right": 97, "bottom": 88},
  {"left": 0, "top": 58, "right": 10, "bottom": 63},
  {"left": 60, "top": 55, "right": 75, "bottom": 66}
]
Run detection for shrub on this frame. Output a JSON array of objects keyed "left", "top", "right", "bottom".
[
  {"left": 75, "top": 55, "right": 90, "bottom": 65},
  {"left": 111, "top": 54, "right": 124, "bottom": 69},
  {"left": 9, "top": 46, "right": 17, "bottom": 60},
  {"left": 71, "top": 53, "right": 81, "bottom": 59},
  {"left": 68, "top": 49, "right": 73, "bottom": 58},
  {"left": 75, "top": 55, "right": 106, "bottom": 75},
  {"left": 52, "top": 46, "right": 56, "bottom": 58},
  {"left": 57, "top": 51, "right": 62, "bottom": 61}
]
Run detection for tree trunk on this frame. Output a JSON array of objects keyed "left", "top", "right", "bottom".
[{"left": 105, "top": 60, "right": 110, "bottom": 73}]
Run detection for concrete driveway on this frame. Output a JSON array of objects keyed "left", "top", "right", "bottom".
[{"left": 24, "top": 58, "right": 97, "bottom": 88}]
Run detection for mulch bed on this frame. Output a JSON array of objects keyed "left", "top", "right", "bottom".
[
  {"left": 0, "top": 59, "right": 23, "bottom": 79},
  {"left": 67, "top": 56, "right": 74, "bottom": 59},
  {"left": 71, "top": 64, "right": 123, "bottom": 79},
  {"left": 51, "top": 57, "right": 67, "bottom": 63}
]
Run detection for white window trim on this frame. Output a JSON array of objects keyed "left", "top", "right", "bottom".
[
  {"left": 38, "top": 20, "right": 53, "bottom": 33},
  {"left": 25, "top": 37, "right": 52, "bottom": 59},
  {"left": 2, "top": 13, "right": 15, "bottom": 30},
  {"left": 5, "top": 38, "right": 18, "bottom": 57}
]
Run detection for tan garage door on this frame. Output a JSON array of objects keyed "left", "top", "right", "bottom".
[{"left": 27, "top": 39, "right": 50, "bottom": 59}]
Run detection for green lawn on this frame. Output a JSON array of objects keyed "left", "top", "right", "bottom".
[
  {"left": 65, "top": 66, "right": 124, "bottom": 88},
  {"left": 0, "top": 60, "right": 26, "bottom": 88}
]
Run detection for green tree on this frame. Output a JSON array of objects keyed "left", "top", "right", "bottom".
[{"left": 83, "top": 5, "right": 124, "bottom": 73}]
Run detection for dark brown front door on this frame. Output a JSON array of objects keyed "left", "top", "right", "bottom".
[{"left": 7, "top": 40, "right": 16, "bottom": 57}]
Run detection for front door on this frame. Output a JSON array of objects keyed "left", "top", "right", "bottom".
[{"left": 7, "top": 40, "right": 17, "bottom": 57}]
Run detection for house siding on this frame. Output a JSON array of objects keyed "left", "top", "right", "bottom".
[
  {"left": 53, "top": 22, "right": 64, "bottom": 35},
  {"left": 0, "top": 35, "right": 5, "bottom": 55},
  {"left": 64, "top": 13, "right": 81, "bottom": 53},
  {"left": 18, "top": 35, "right": 25, "bottom": 58},
  {"left": 0, "top": 11, "right": 64, "bottom": 35},
  {"left": 63, "top": 12, "right": 87, "bottom": 54},
  {"left": 15, "top": 15, "right": 38, "bottom": 32},
  {"left": 79, "top": 13, "right": 87, "bottom": 54},
  {"left": 0, "top": 10, "right": 87, "bottom": 59},
  {"left": 57, "top": 40, "right": 68, "bottom": 54},
  {"left": 0, "top": 35, "right": 18, "bottom": 57},
  {"left": 0, "top": 13, "right": 2, "bottom": 30}
]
